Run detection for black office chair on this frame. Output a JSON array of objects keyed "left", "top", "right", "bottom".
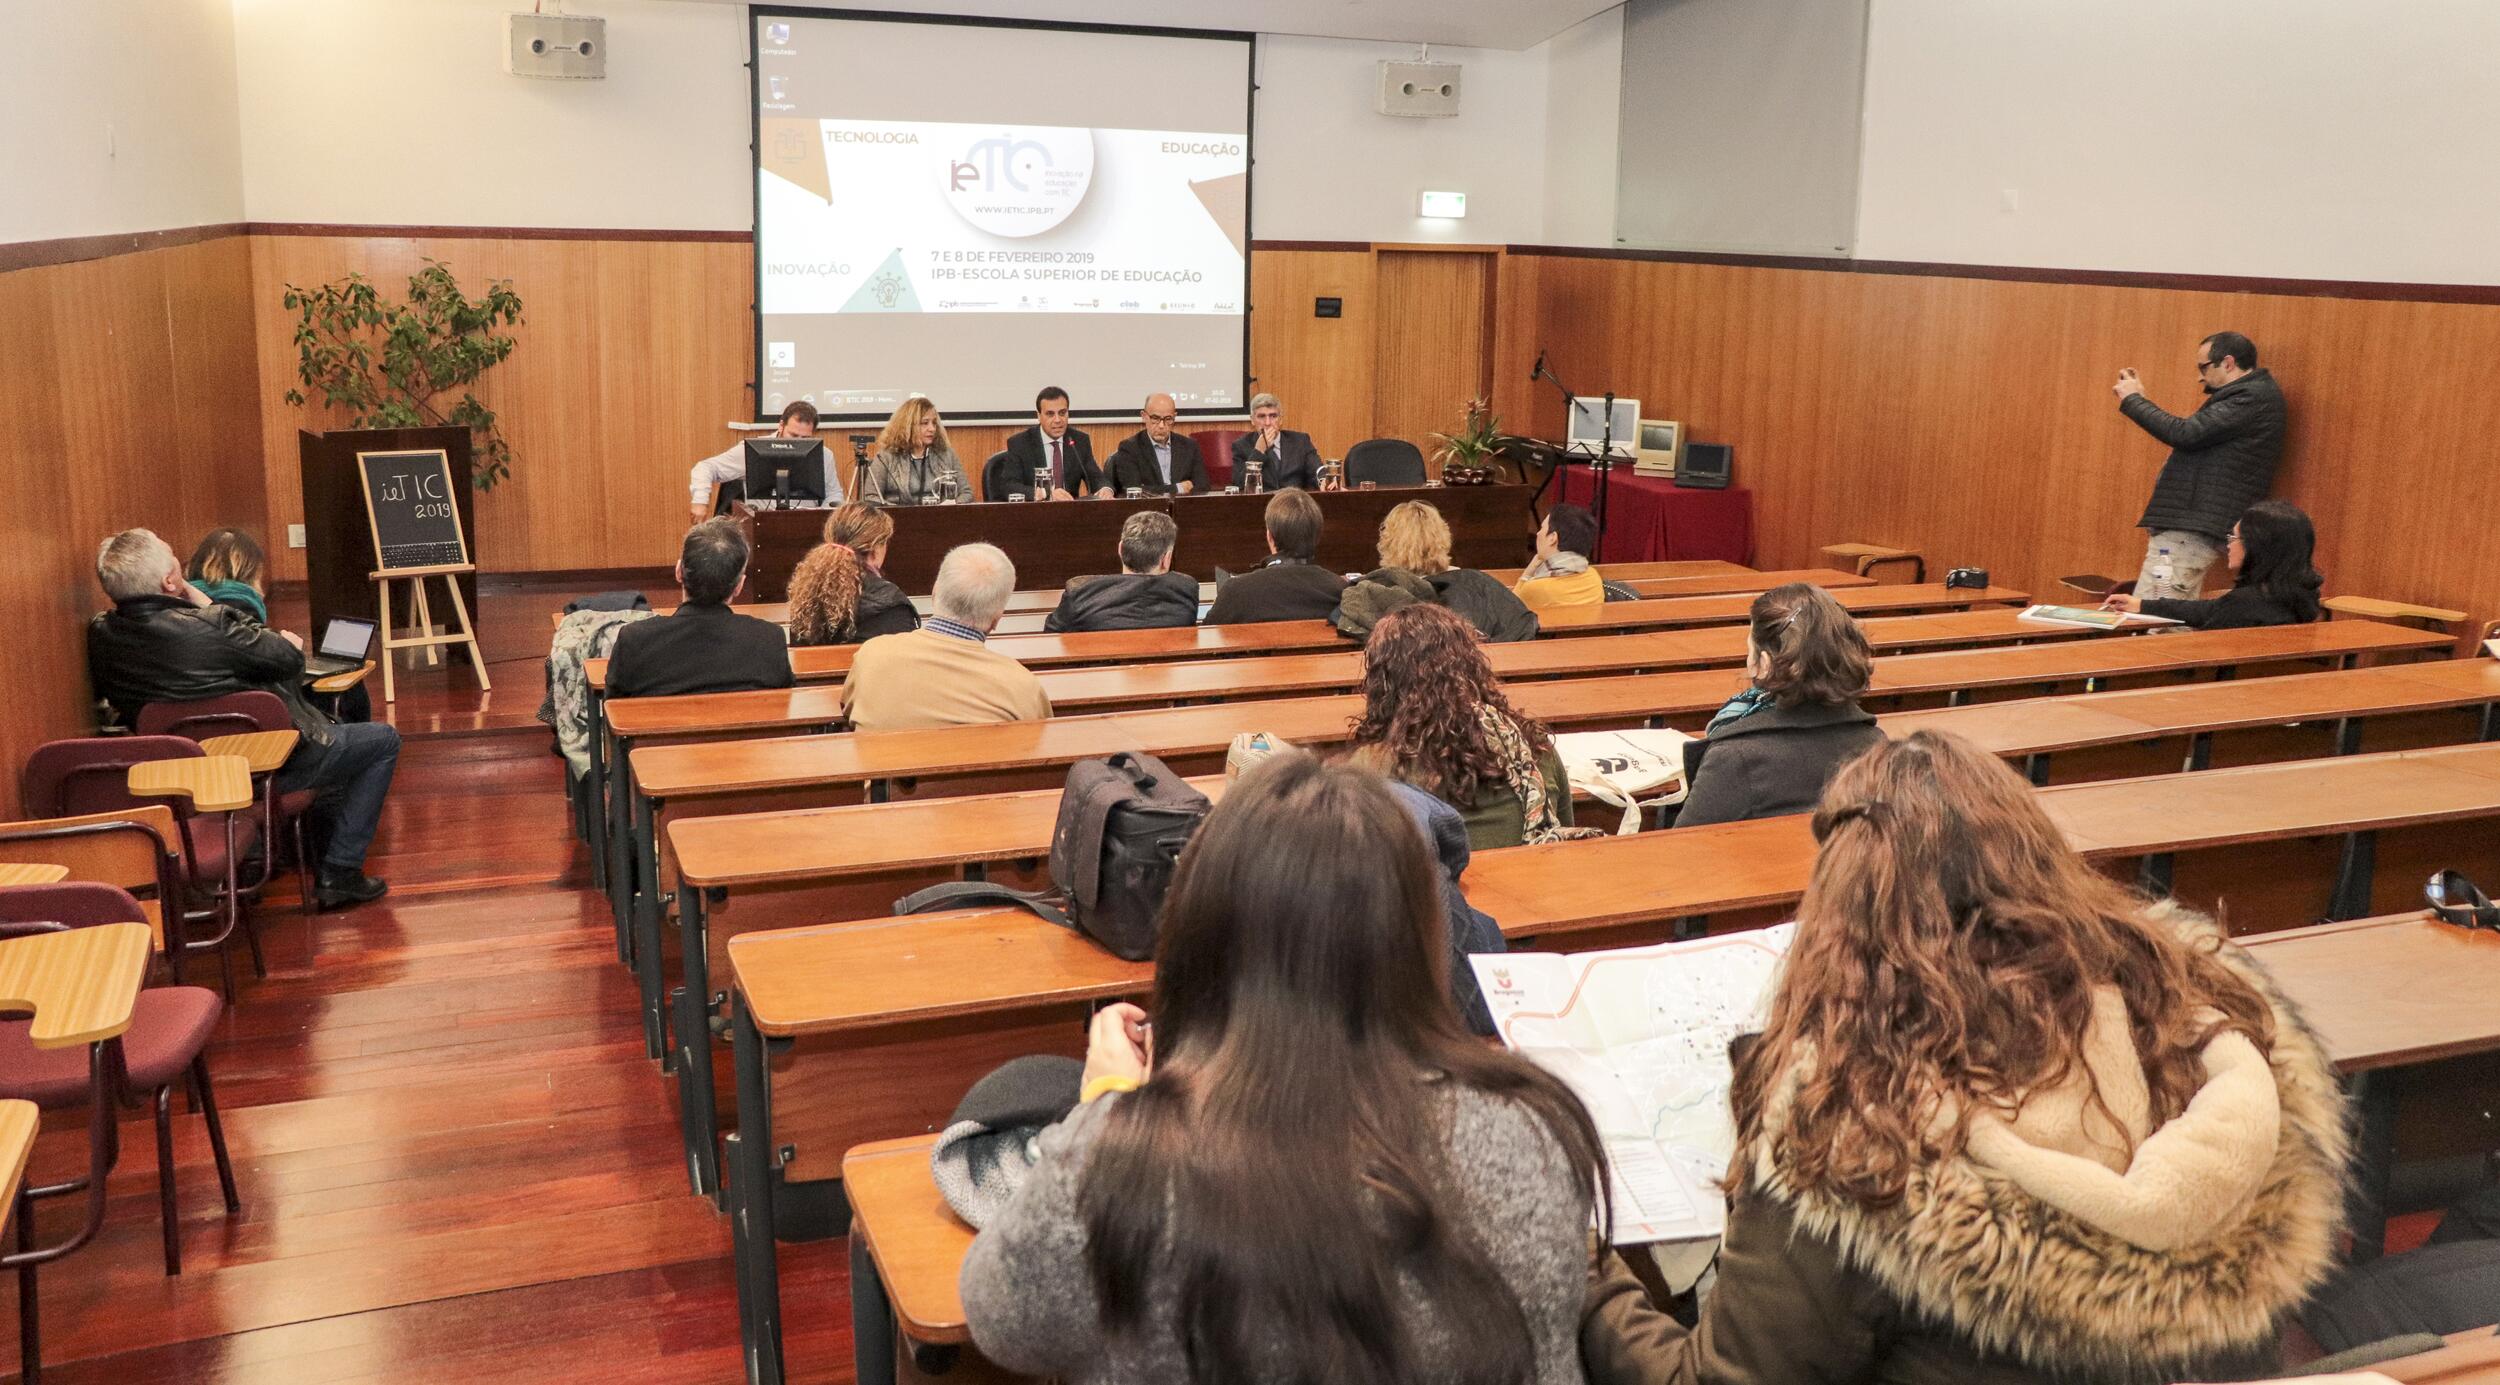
[
  {"left": 1343, "top": 438, "right": 1427, "bottom": 488},
  {"left": 980, "top": 450, "right": 1031, "bottom": 502}
]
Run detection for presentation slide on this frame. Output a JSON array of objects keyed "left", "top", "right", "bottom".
[{"left": 752, "top": 12, "right": 1253, "bottom": 423}]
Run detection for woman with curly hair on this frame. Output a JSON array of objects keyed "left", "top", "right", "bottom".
[
  {"left": 1346, "top": 604, "right": 1581, "bottom": 849},
  {"left": 1583, "top": 730, "right": 2347, "bottom": 1385},
  {"left": 786, "top": 504, "right": 918, "bottom": 647}
]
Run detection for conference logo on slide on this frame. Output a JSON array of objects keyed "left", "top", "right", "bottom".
[{"left": 941, "top": 127, "right": 1094, "bottom": 237}]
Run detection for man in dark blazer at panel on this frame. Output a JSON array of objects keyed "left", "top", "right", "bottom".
[
  {"left": 1229, "top": 391, "right": 1322, "bottom": 493},
  {"left": 1107, "top": 392, "right": 1212, "bottom": 496},
  {"left": 997, "top": 384, "right": 1108, "bottom": 500},
  {"left": 606, "top": 518, "right": 794, "bottom": 698}
]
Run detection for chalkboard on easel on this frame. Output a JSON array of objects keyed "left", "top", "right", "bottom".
[{"left": 357, "top": 449, "right": 470, "bottom": 572}]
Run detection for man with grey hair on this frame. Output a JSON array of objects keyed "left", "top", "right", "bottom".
[
  {"left": 841, "top": 542, "right": 1052, "bottom": 732},
  {"left": 1229, "top": 392, "right": 1322, "bottom": 492},
  {"left": 1107, "top": 392, "right": 1210, "bottom": 496},
  {"left": 1044, "top": 510, "right": 1199, "bottom": 633},
  {"left": 85, "top": 528, "right": 401, "bottom": 910}
]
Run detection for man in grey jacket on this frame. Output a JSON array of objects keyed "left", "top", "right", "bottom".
[{"left": 2112, "top": 330, "right": 2287, "bottom": 600}]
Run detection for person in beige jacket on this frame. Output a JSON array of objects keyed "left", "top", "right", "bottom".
[
  {"left": 1583, "top": 729, "right": 2348, "bottom": 1385},
  {"left": 841, "top": 542, "right": 1051, "bottom": 733}
]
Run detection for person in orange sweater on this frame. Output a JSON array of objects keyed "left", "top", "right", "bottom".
[{"left": 1514, "top": 504, "right": 1606, "bottom": 615}]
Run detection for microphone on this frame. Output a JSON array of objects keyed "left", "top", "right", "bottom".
[{"left": 1530, "top": 350, "right": 1547, "bottom": 383}]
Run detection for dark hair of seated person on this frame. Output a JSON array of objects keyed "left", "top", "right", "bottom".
[
  {"left": 1543, "top": 505, "right": 1598, "bottom": 561},
  {"left": 2230, "top": 498, "right": 2324, "bottom": 620},
  {"left": 1073, "top": 754, "right": 1607, "bottom": 1384},
  {"left": 1748, "top": 582, "right": 1874, "bottom": 708},
  {"left": 186, "top": 527, "right": 266, "bottom": 590},
  {"left": 1263, "top": 486, "right": 1322, "bottom": 560},
  {"left": 680, "top": 517, "right": 750, "bottom": 605},
  {"left": 1348, "top": 603, "right": 1552, "bottom": 807}
]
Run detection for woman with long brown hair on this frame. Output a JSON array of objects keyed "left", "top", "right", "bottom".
[
  {"left": 1583, "top": 730, "right": 2348, "bottom": 1385},
  {"left": 961, "top": 754, "right": 1608, "bottom": 1385},
  {"left": 785, "top": 504, "right": 917, "bottom": 646},
  {"left": 859, "top": 395, "right": 967, "bottom": 505},
  {"left": 1348, "top": 604, "right": 1582, "bottom": 849},
  {"left": 1676, "top": 582, "right": 1883, "bottom": 827}
]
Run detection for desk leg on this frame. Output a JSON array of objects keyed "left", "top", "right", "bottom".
[
  {"left": 633, "top": 791, "right": 667, "bottom": 1061},
  {"left": 729, "top": 995, "right": 785, "bottom": 1385},
  {"left": 609, "top": 736, "right": 637, "bottom": 968},
  {"left": 2328, "top": 830, "right": 2378, "bottom": 922},
  {"left": 2184, "top": 732, "right": 2213, "bottom": 773},
  {"left": 851, "top": 1232, "right": 899, "bottom": 1385},
  {"left": 584, "top": 701, "right": 608, "bottom": 895},
  {"left": 2023, "top": 754, "right": 2050, "bottom": 786},
  {"left": 2479, "top": 700, "right": 2497, "bottom": 743},
  {"left": 2138, "top": 853, "right": 2175, "bottom": 898},
  {"left": 676, "top": 882, "right": 722, "bottom": 1202},
  {"left": 2344, "top": 1068, "right": 2397, "bottom": 1263},
  {"left": 2334, "top": 717, "right": 2365, "bottom": 756}
]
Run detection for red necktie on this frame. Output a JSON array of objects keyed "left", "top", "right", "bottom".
[{"left": 1051, "top": 438, "right": 1062, "bottom": 479}]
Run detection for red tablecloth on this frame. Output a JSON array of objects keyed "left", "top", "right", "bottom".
[{"left": 1558, "top": 470, "right": 1754, "bottom": 566}]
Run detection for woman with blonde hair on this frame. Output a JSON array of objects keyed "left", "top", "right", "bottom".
[
  {"left": 1676, "top": 582, "right": 1884, "bottom": 827},
  {"left": 859, "top": 395, "right": 966, "bottom": 506},
  {"left": 786, "top": 503, "right": 917, "bottom": 646},
  {"left": 1348, "top": 499, "right": 1537, "bottom": 642},
  {"left": 1583, "top": 730, "right": 2348, "bottom": 1385}
]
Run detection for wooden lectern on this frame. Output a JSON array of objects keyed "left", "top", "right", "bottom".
[{"left": 297, "top": 426, "right": 484, "bottom": 700}]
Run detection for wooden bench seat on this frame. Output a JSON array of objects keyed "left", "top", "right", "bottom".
[{"left": 834, "top": 910, "right": 2500, "bottom": 1374}]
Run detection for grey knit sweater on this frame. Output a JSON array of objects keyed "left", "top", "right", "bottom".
[{"left": 959, "top": 1084, "right": 1593, "bottom": 1384}]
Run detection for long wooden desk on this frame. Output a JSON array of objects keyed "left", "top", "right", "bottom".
[
  {"left": 722, "top": 737, "right": 2500, "bottom": 1383},
  {"left": 610, "top": 621, "right": 2451, "bottom": 1042},
  {"left": 830, "top": 914, "right": 2500, "bottom": 1385}
]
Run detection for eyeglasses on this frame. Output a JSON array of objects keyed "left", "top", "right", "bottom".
[
  {"left": 2192, "top": 358, "right": 2218, "bottom": 371},
  {"left": 2226, "top": 530, "right": 2244, "bottom": 545},
  {"left": 1144, "top": 413, "right": 1177, "bottom": 424}
]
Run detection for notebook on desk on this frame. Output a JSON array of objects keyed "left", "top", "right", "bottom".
[{"left": 301, "top": 617, "right": 378, "bottom": 678}]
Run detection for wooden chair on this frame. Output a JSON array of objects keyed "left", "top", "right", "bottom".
[
  {"left": 1820, "top": 542, "right": 1926, "bottom": 584},
  {"left": 0, "top": 884, "right": 239, "bottom": 1276},
  {"left": 0, "top": 808, "right": 185, "bottom": 959}
]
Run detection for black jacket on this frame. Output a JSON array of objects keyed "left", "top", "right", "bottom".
[
  {"left": 2140, "top": 580, "right": 2321, "bottom": 631},
  {"left": 87, "top": 595, "right": 335, "bottom": 745},
  {"left": 1229, "top": 429, "right": 1321, "bottom": 493},
  {"left": 1202, "top": 557, "right": 1348, "bottom": 625},
  {"left": 1429, "top": 568, "right": 1540, "bottom": 643},
  {"left": 1677, "top": 699, "right": 1884, "bottom": 828},
  {"left": 790, "top": 571, "right": 920, "bottom": 648},
  {"left": 1106, "top": 430, "right": 1212, "bottom": 496},
  {"left": 1043, "top": 571, "right": 1200, "bottom": 633},
  {"left": 999, "top": 425, "right": 1105, "bottom": 498},
  {"left": 2124, "top": 368, "right": 2287, "bottom": 542},
  {"left": 606, "top": 601, "right": 795, "bottom": 698}
]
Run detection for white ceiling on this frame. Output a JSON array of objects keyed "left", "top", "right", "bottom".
[{"left": 673, "top": 0, "right": 1620, "bottom": 51}]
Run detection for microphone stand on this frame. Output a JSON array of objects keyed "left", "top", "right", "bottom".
[{"left": 1528, "top": 350, "right": 1613, "bottom": 550}]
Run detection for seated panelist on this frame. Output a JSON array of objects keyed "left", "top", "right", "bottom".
[
  {"left": 995, "top": 385, "right": 1107, "bottom": 500},
  {"left": 1107, "top": 393, "right": 1211, "bottom": 496},
  {"left": 688, "top": 399, "right": 830, "bottom": 524},
  {"left": 858, "top": 395, "right": 968, "bottom": 506},
  {"left": 1229, "top": 391, "right": 1322, "bottom": 492}
]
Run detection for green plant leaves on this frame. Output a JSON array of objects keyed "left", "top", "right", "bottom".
[{"left": 279, "top": 258, "right": 525, "bottom": 490}]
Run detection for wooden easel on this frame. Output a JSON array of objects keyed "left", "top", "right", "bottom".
[{"left": 368, "top": 562, "right": 489, "bottom": 703}]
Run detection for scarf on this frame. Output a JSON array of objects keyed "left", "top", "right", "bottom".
[
  {"left": 1522, "top": 551, "right": 1591, "bottom": 583},
  {"left": 195, "top": 578, "right": 266, "bottom": 622},
  {"left": 1478, "top": 706, "right": 1604, "bottom": 845},
  {"left": 1706, "top": 686, "right": 1776, "bottom": 734}
]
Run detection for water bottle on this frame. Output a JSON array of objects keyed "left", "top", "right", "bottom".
[
  {"left": 2149, "top": 543, "right": 2176, "bottom": 595},
  {"left": 1034, "top": 462, "right": 1051, "bottom": 500}
]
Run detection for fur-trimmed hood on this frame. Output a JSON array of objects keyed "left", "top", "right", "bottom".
[{"left": 1747, "top": 903, "right": 2350, "bottom": 1381}]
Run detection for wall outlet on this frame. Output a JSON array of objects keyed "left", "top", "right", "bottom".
[{"left": 287, "top": 524, "right": 307, "bottom": 549}]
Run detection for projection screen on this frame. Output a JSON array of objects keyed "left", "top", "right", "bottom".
[{"left": 751, "top": 9, "right": 1254, "bottom": 423}]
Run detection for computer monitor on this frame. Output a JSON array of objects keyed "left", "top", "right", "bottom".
[
  {"left": 1565, "top": 396, "right": 1640, "bottom": 459},
  {"left": 1636, "top": 419, "right": 1683, "bottom": 472},
  {"left": 742, "top": 437, "right": 829, "bottom": 508}
]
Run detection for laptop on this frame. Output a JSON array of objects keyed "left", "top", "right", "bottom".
[{"left": 302, "top": 617, "right": 378, "bottom": 679}]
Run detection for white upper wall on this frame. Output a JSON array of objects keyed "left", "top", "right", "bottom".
[
  {"left": 1540, "top": 7, "right": 1623, "bottom": 248},
  {"left": 1251, "top": 34, "right": 1552, "bottom": 244},
  {"left": 0, "top": 0, "right": 245, "bottom": 242},
  {"left": 1855, "top": 0, "right": 2500, "bottom": 282},
  {"left": 233, "top": 0, "right": 752, "bottom": 229}
]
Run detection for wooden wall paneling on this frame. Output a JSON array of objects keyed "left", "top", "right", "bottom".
[
  {"left": 1249, "top": 249, "right": 1376, "bottom": 460},
  {"left": 1486, "top": 250, "right": 1541, "bottom": 439},
  {"left": 0, "top": 265, "right": 87, "bottom": 821},
  {"left": 1372, "top": 249, "right": 1496, "bottom": 456},
  {"left": 164, "top": 237, "right": 272, "bottom": 543}
]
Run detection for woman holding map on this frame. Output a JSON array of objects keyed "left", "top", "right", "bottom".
[{"left": 1581, "top": 730, "right": 2347, "bottom": 1385}]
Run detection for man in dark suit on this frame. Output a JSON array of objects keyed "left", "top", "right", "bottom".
[
  {"left": 1107, "top": 392, "right": 1211, "bottom": 496},
  {"left": 607, "top": 519, "right": 794, "bottom": 698},
  {"left": 1230, "top": 391, "right": 1322, "bottom": 492},
  {"left": 998, "top": 385, "right": 1107, "bottom": 500}
]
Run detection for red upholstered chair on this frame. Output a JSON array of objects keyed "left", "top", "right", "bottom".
[
  {"left": 19, "top": 737, "right": 265, "bottom": 994},
  {"left": 1189, "top": 429, "right": 1248, "bottom": 489},
  {"left": 137, "top": 692, "right": 314, "bottom": 914},
  {"left": 0, "top": 885, "right": 240, "bottom": 1279}
]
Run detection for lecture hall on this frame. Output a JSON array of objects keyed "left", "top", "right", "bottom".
[{"left": 7, "top": 1, "right": 2500, "bottom": 1381}]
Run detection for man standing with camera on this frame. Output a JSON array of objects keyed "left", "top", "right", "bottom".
[{"left": 2110, "top": 330, "right": 2286, "bottom": 601}]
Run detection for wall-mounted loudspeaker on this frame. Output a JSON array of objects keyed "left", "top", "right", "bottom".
[
  {"left": 506, "top": 13, "right": 606, "bottom": 80},
  {"left": 1378, "top": 61, "right": 1461, "bottom": 118},
  {"left": 1675, "top": 442, "right": 1732, "bottom": 490}
]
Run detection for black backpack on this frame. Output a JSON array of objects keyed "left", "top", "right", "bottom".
[{"left": 895, "top": 752, "right": 1210, "bottom": 961}]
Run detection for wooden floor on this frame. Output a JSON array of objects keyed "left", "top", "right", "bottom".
[{"left": 1, "top": 611, "right": 863, "bottom": 1382}]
